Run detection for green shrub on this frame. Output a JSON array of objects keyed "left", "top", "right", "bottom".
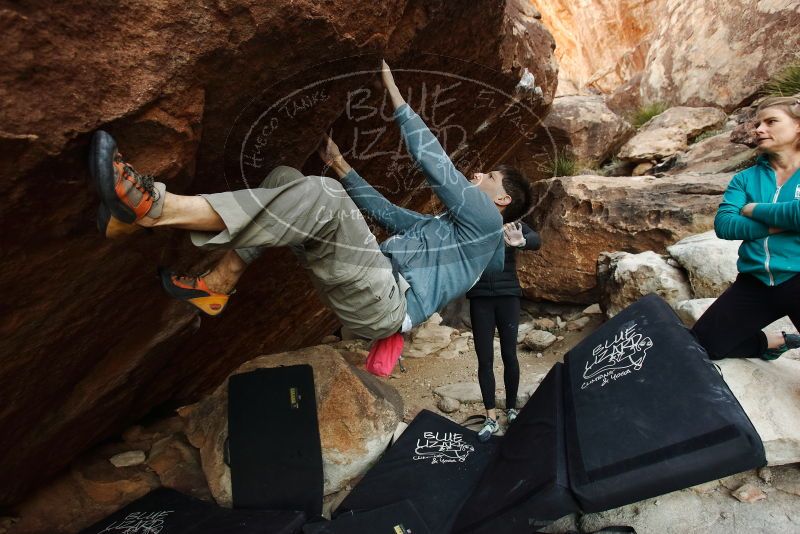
[
  {"left": 542, "top": 149, "right": 577, "bottom": 177},
  {"left": 762, "top": 60, "right": 800, "bottom": 97},
  {"left": 597, "top": 157, "right": 625, "bottom": 177},
  {"left": 630, "top": 102, "right": 668, "bottom": 128}
]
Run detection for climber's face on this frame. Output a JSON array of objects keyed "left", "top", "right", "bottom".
[{"left": 470, "top": 170, "right": 511, "bottom": 209}]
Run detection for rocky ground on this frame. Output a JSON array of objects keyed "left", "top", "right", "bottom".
[{"left": 389, "top": 303, "right": 597, "bottom": 430}]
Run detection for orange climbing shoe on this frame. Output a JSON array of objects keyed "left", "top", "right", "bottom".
[
  {"left": 96, "top": 202, "right": 142, "bottom": 238},
  {"left": 90, "top": 130, "right": 163, "bottom": 225},
  {"left": 158, "top": 267, "right": 232, "bottom": 316}
]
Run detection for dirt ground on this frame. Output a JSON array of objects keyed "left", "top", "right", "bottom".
[{"left": 388, "top": 303, "right": 603, "bottom": 430}]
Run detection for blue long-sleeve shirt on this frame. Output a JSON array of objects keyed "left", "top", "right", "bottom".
[
  {"left": 341, "top": 104, "right": 504, "bottom": 326},
  {"left": 714, "top": 155, "right": 800, "bottom": 286}
]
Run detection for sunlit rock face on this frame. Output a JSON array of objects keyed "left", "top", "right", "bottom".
[
  {"left": 640, "top": 0, "right": 800, "bottom": 111},
  {"left": 531, "top": 0, "right": 664, "bottom": 96},
  {"left": 532, "top": 0, "right": 800, "bottom": 112}
]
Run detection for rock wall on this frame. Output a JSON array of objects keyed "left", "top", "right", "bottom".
[
  {"left": 641, "top": 0, "right": 800, "bottom": 110},
  {"left": 0, "top": 0, "right": 557, "bottom": 507},
  {"left": 530, "top": 0, "right": 664, "bottom": 95},
  {"left": 531, "top": 0, "right": 800, "bottom": 111}
]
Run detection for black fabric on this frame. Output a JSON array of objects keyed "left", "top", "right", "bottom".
[
  {"left": 470, "top": 295, "right": 521, "bottom": 410},
  {"left": 302, "top": 500, "right": 431, "bottom": 534},
  {"left": 79, "top": 487, "right": 306, "bottom": 534},
  {"left": 335, "top": 409, "right": 499, "bottom": 534},
  {"left": 228, "top": 365, "right": 323, "bottom": 516},
  {"left": 564, "top": 294, "right": 766, "bottom": 512},
  {"left": 692, "top": 272, "right": 800, "bottom": 359},
  {"left": 452, "top": 363, "right": 580, "bottom": 534},
  {"left": 467, "top": 222, "right": 540, "bottom": 298}
]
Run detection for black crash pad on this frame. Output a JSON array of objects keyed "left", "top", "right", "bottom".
[
  {"left": 79, "top": 487, "right": 306, "bottom": 534},
  {"left": 335, "top": 409, "right": 499, "bottom": 533},
  {"left": 228, "top": 365, "right": 323, "bottom": 516},
  {"left": 563, "top": 294, "right": 765, "bottom": 512}
]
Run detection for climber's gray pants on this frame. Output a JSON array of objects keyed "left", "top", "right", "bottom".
[{"left": 189, "top": 166, "right": 406, "bottom": 340}]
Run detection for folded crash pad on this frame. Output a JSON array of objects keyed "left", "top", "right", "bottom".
[
  {"left": 228, "top": 365, "right": 323, "bottom": 516},
  {"left": 453, "top": 362, "right": 579, "bottom": 533},
  {"left": 563, "top": 294, "right": 765, "bottom": 512},
  {"left": 335, "top": 409, "right": 498, "bottom": 533}
]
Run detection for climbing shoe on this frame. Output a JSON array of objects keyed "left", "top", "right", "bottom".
[
  {"left": 158, "top": 267, "right": 232, "bottom": 316},
  {"left": 760, "top": 331, "right": 800, "bottom": 360},
  {"left": 96, "top": 202, "right": 142, "bottom": 239},
  {"left": 89, "top": 130, "right": 163, "bottom": 225},
  {"left": 506, "top": 408, "right": 519, "bottom": 424},
  {"left": 477, "top": 417, "right": 499, "bottom": 443}
]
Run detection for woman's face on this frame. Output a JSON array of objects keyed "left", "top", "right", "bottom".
[{"left": 755, "top": 107, "right": 800, "bottom": 153}]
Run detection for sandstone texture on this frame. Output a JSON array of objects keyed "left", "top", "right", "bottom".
[
  {"left": 597, "top": 251, "right": 692, "bottom": 318},
  {"left": 618, "top": 106, "right": 727, "bottom": 162},
  {"left": 717, "top": 358, "right": 800, "bottom": 466},
  {"left": 578, "top": 467, "right": 800, "bottom": 534},
  {"left": 531, "top": 0, "right": 663, "bottom": 95},
  {"left": 640, "top": 0, "right": 800, "bottom": 111},
  {"left": 539, "top": 95, "right": 634, "bottom": 166},
  {"left": 533, "top": 0, "right": 800, "bottom": 113},
  {"left": 403, "top": 314, "right": 458, "bottom": 358},
  {"left": 523, "top": 330, "right": 558, "bottom": 351},
  {"left": 520, "top": 172, "right": 731, "bottom": 303},
  {"left": 667, "top": 230, "right": 741, "bottom": 298},
  {"left": 0, "top": 0, "right": 558, "bottom": 506},
  {"left": 666, "top": 131, "right": 757, "bottom": 175},
  {"left": 674, "top": 298, "right": 717, "bottom": 327}
]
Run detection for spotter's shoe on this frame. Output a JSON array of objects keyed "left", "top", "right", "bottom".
[
  {"left": 506, "top": 408, "right": 519, "bottom": 424},
  {"left": 158, "top": 267, "right": 232, "bottom": 316},
  {"left": 761, "top": 331, "right": 800, "bottom": 360},
  {"left": 97, "top": 202, "right": 142, "bottom": 239},
  {"left": 89, "top": 130, "right": 164, "bottom": 225},
  {"left": 477, "top": 417, "right": 499, "bottom": 443}
]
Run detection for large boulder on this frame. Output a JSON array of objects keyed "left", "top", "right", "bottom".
[
  {"left": 665, "top": 131, "right": 757, "bottom": 175},
  {"left": 640, "top": 0, "right": 800, "bottom": 111},
  {"left": 0, "top": 0, "right": 559, "bottom": 506},
  {"left": 539, "top": 95, "right": 634, "bottom": 166},
  {"left": 597, "top": 251, "right": 692, "bottom": 318},
  {"left": 521, "top": 172, "right": 731, "bottom": 303},
  {"left": 617, "top": 106, "right": 728, "bottom": 162},
  {"left": 717, "top": 358, "right": 800, "bottom": 466},
  {"left": 179, "top": 346, "right": 403, "bottom": 505},
  {"left": 667, "top": 230, "right": 741, "bottom": 298}
]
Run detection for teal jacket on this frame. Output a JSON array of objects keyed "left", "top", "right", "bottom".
[
  {"left": 715, "top": 155, "right": 800, "bottom": 286},
  {"left": 341, "top": 104, "right": 505, "bottom": 326}
]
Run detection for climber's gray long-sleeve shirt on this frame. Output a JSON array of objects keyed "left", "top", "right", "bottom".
[{"left": 341, "top": 104, "right": 504, "bottom": 327}]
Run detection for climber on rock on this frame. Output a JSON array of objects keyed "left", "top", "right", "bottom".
[{"left": 89, "top": 60, "right": 533, "bottom": 370}]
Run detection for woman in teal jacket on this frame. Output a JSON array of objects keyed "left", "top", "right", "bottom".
[{"left": 693, "top": 95, "right": 800, "bottom": 360}]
